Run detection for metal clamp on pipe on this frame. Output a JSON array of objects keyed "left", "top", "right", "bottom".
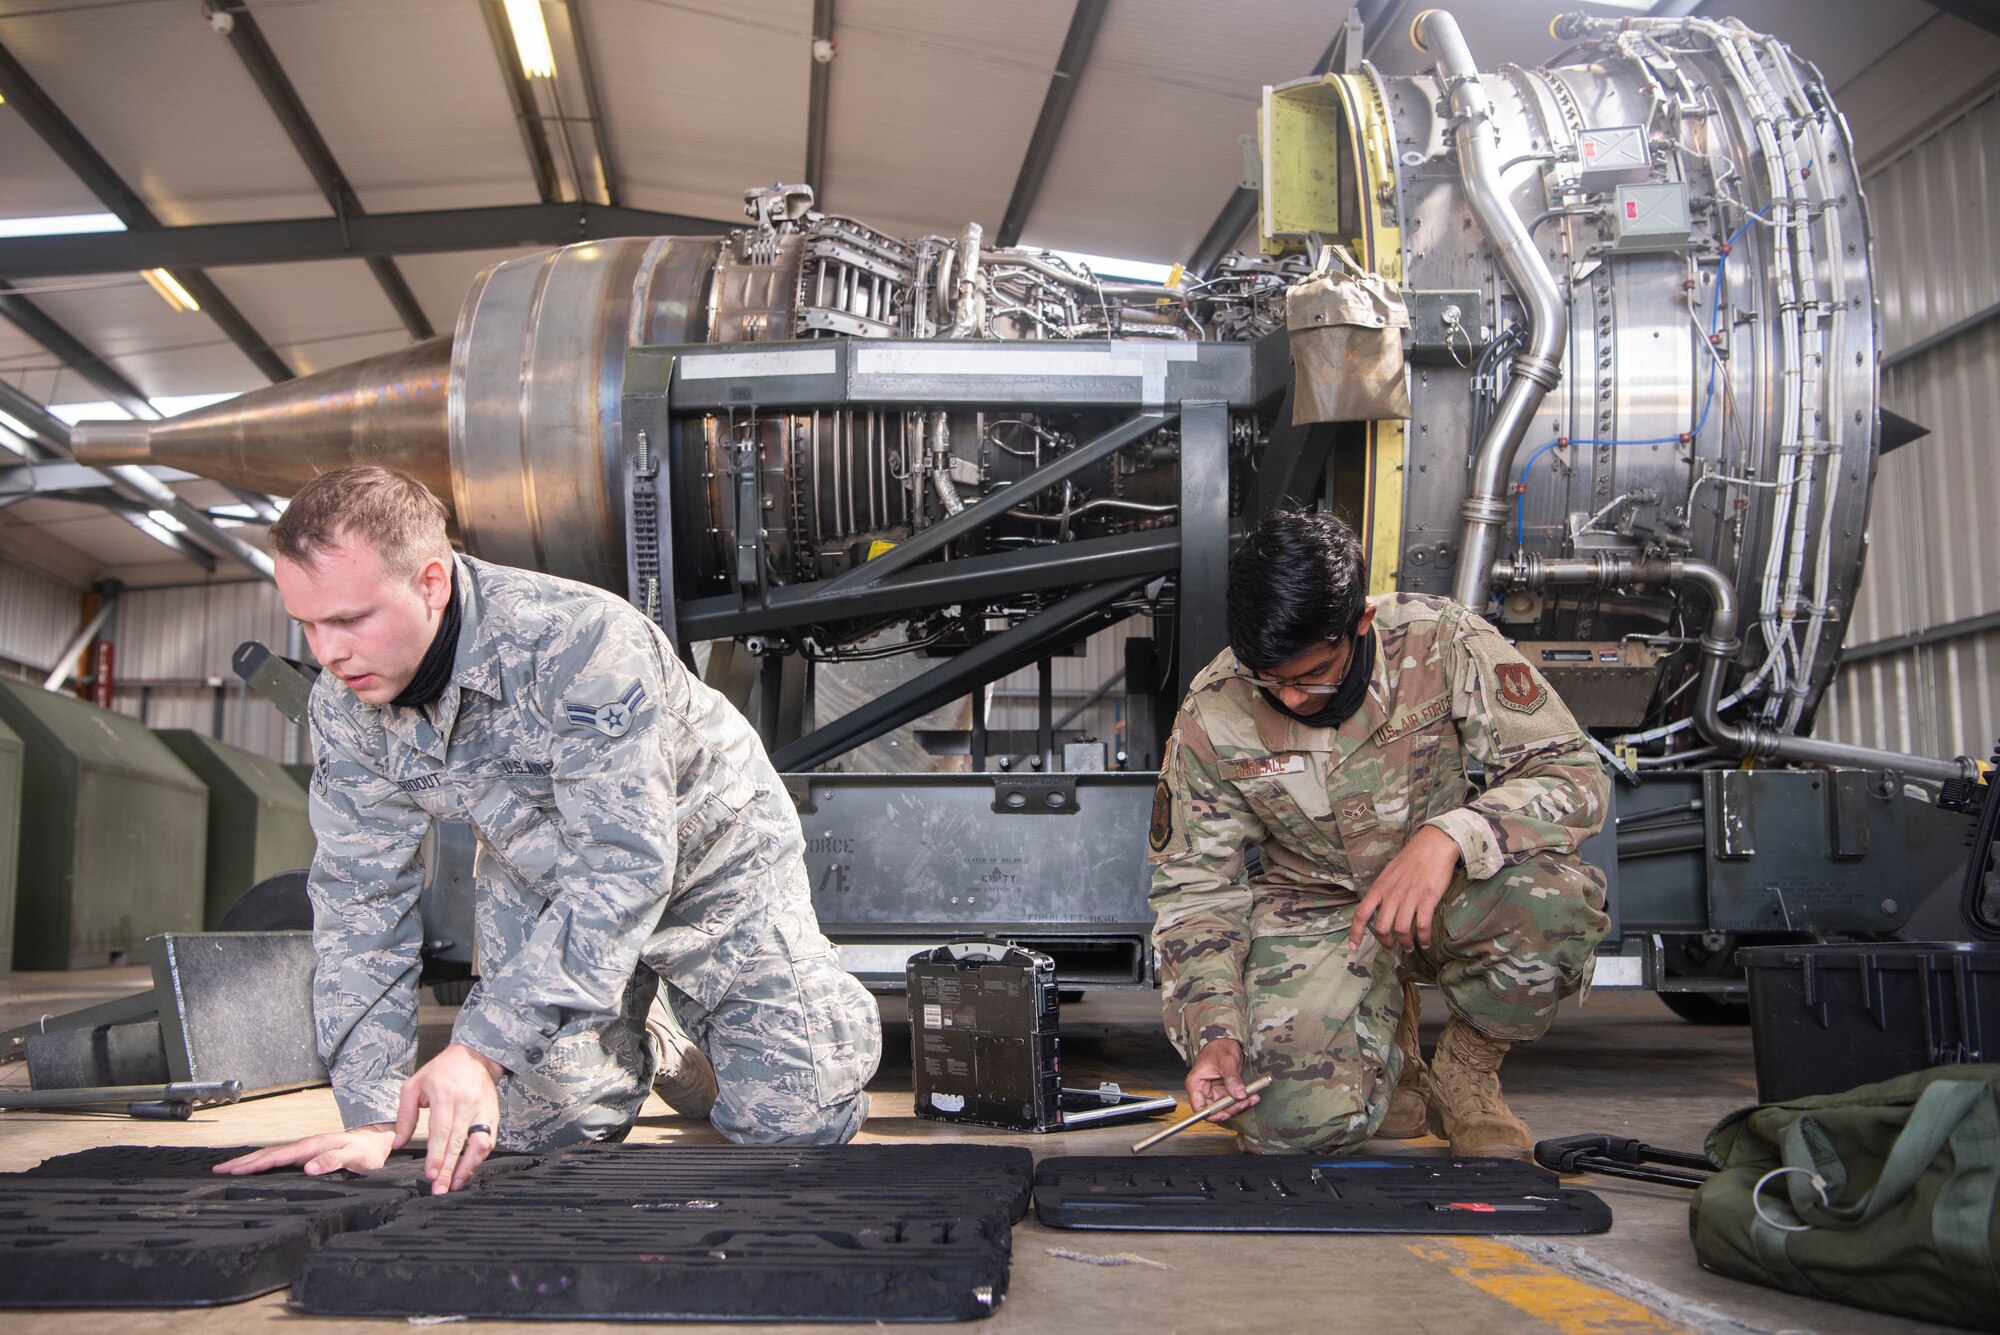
[{"left": 1491, "top": 555, "right": 1976, "bottom": 784}]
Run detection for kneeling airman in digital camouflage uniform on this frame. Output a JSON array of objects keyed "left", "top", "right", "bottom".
[
  {"left": 1149, "top": 509, "right": 1610, "bottom": 1158},
  {"left": 219, "top": 466, "right": 880, "bottom": 1194}
]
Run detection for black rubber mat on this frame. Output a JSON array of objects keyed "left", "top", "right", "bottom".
[
  {"left": 294, "top": 1143, "right": 1036, "bottom": 1322},
  {"left": 1034, "top": 1154, "right": 1613, "bottom": 1234}
]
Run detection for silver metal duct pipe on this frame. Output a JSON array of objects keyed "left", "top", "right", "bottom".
[
  {"left": 1495, "top": 555, "right": 1975, "bottom": 783},
  {"left": 1415, "top": 9, "right": 1569, "bottom": 610}
]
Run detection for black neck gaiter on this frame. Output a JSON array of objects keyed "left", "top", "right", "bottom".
[
  {"left": 1258, "top": 628, "right": 1377, "bottom": 729},
  {"left": 391, "top": 563, "right": 461, "bottom": 710}
]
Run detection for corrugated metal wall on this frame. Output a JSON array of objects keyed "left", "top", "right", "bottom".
[
  {"left": 106, "top": 580, "right": 301, "bottom": 761},
  {"left": 0, "top": 559, "right": 86, "bottom": 682},
  {"left": 1816, "top": 93, "right": 2000, "bottom": 763}
]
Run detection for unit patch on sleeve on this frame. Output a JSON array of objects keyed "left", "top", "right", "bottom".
[
  {"left": 1149, "top": 780, "right": 1174, "bottom": 853},
  {"left": 563, "top": 680, "right": 649, "bottom": 738},
  {"left": 1493, "top": 662, "right": 1547, "bottom": 715}
]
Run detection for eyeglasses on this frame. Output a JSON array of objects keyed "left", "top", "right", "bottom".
[{"left": 1235, "top": 637, "right": 1356, "bottom": 696}]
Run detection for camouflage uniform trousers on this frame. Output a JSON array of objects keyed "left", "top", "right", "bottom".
[
  {"left": 480, "top": 869, "right": 884, "bottom": 1152},
  {"left": 1229, "top": 853, "right": 1608, "bottom": 1154}
]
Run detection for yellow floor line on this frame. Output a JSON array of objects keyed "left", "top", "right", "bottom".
[{"left": 1406, "top": 1238, "right": 1691, "bottom": 1335}]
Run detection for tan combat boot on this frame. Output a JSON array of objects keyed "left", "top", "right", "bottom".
[
  {"left": 1375, "top": 978, "right": 1431, "bottom": 1139},
  {"left": 645, "top": 996, "right": 718, "bottom": 1119},
  {"left": 1425, "top": 1017, "right": 1532, "bottom": 1159}
]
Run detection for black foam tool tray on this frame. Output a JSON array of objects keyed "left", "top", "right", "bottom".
[
  {"left": 22, "top": 1143, "right": 435, "bottom": 1186},
  {"left": 0, "top": 1145, "right": 520, "bottom": 1308},
  {"left": 293, "top": 1143, "right": 1037, "bottom": 1322},
  {"left": 1033, "top": 1154, "right": 1614, "bottom": 1234},
  {"left": 294, "top": 1200, "right": 1012, "bottom": 1322},
  {"left": 0, "top": 1177, "right": 412, "bottom": 1308},
  {"left": 511, "top": 1142, "right": 1038, "bottom": 1222}
]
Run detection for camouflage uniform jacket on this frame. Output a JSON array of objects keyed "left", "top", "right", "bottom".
[
  {"left": 1147, "top": 592, "right": 1610, "bottom": 1059},
  {"left": 307, "top": 555, "right": 792, "bottom": 1128}
]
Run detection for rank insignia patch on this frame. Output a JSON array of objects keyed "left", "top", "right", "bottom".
[
  {"left": 1493, "top": 662, "right": 1547, "bottom": 714},
  {"left": 564, "top": 680, "right": 648, "bottom": 738}
]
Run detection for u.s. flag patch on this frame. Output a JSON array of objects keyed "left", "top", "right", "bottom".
[{"left": 563, "top": 680, "right": 648, "bottom": 738}]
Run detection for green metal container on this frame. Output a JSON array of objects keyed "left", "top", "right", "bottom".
[
  {"left": 284, "top": 761, "right": 314, "bottom": 793},
  {"left": 0, "top": 680, "right": 207, "bottom": 970},
  {"left": 0, "top": 715, "right": 21, "bottom": 977},
  {"left": 156, "top": 730, "right": 317, "bottom": 928}
]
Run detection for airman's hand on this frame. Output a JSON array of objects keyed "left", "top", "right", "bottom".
[
  {"left": 394, "top": 1042, "right": 505, "bottom": 1194},
  {"left": 1185, "top": 1038, "right": 1260, "bottom": 1122},
  {"left": 1349, "top": 824, "right": 1462, "bottom": 952},
  {"left": 213, "top": 1124, "right": 395, "bottom": 1178}
]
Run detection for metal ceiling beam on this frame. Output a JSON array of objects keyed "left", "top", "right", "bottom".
[
  {"left": 0, "top": 287, "right": 156, "bottom": 419},
  {"left": 0, "top": 380, "right": 216, "bottom": 569},
  {"left": 0, "top": 37, "right": 295, "bottom": 383},
  {"left": 212, "top": 2, "right": 433, "bottom": 339},
  {"left": 0, "top": 203, "right": 735, "bottom": 279},
  {"left": 0, "top": 378, "right": 262, "bottom": 576},
  {"left": 479, "top": 0, "right": 562, "bottom": 203},
  {"left": 1186, "top": 0, "right": 1402, "bottom": 278},
  {"left": 566, "top": 0, "right": 621, "bottom": 207},
  {"left": 1926, "top": 1, "right": 2000, "bottom": 37},
  {"left": 994, "top": 0, "right": 1108, "bottom": 249},
  {"left": 803, "top": 0, "right": 835, "bottom": 200}
]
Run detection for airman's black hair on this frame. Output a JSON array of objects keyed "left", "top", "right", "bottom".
[{"left": 1224, "top": 508, "right": 1370, "bottom": 670}]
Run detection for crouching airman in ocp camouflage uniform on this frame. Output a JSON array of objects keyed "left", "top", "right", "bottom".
[
  {"left": 1149, "top": 510, "right": 1610, "bottom": 1158},
  {"left": 218, "top": 466, "right": 881, "bottom": 1195}
]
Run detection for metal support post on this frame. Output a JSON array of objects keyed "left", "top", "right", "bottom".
[
  {"left": 1037, "top": 657, "right": 1054, "bottom": 772},
  {"left": 43, "top": 592, "right": 116, "bottom": 692},
  {"left": 1176, "top": 400, "right": 1231, "bottom": 701},
  {"left": 970, "top": 683, "right": 989, "bottom": 771}
]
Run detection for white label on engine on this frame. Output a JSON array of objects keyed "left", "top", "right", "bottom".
[
  {"left": 680, "top": 347, "right": 838, "bottom": 379},
  {"left": 850, "top": 343, "right": 1199, "bottom": 405},
  {"left": 923, "top": 1003, "right": 943, "bottom": 1029}
]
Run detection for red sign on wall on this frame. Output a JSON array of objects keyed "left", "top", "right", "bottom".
[{"left": 92, "top": 639, "right": 114, "bottom": 710}]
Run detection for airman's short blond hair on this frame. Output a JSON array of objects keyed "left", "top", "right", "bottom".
[{"left": 267, "top": 465, "right": 451, "bottom": 578}]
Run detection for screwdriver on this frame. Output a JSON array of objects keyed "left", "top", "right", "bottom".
[{"left": 1130, "top": 1076, "right": 1273, "bottom": 1154}]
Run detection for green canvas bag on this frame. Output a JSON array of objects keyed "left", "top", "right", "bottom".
[{"left": 1690, "top": 1064, "right": 2000, "bottom": 1329}]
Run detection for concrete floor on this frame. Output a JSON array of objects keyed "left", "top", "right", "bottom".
[{"left": 0, "top": 969, "right": 1948, "bottom": 1334}]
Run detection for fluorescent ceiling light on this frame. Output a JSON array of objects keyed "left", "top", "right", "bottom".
[
  {"left": 152, "top": 391, "right": 239, "bottom": 416},
  {"left": 1024, "top": 246, "right": 1177, "bottom": 285},
  {"left": 503, "top": 0, "right": 557, "bottom": 78},
  {"left": 0, "top": 409, "right": 36, "bottom": 439},
  {"left": 147, "top": 508, "right": 188, "bottom": 533},
  {"left": 141, "top": 268, "right": 201, "bottom": 314},
  {"left": 0, "top": 212, "right": 126, "bottom": 239},
  {"left": 50, "top": 402, "right": 134, "bottom": 426},
  {"left": 0, "top": 425, "right": 28, "bottom": 458}
]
